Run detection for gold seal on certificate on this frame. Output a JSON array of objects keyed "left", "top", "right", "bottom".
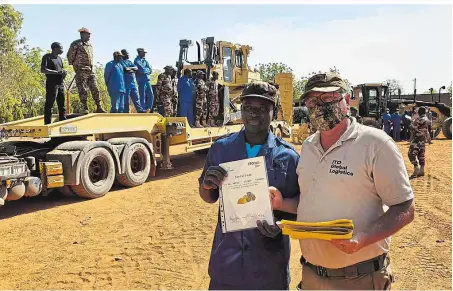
[{"left": 219, "top": 156, "right": 274, "bottom": 233}]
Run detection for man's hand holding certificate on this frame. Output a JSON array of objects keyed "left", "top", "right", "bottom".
[{"left": 217, "top": 156, "right": 276, "bottom": 234}]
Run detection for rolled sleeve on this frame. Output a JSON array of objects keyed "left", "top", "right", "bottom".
[{"left": 372, "top": 139, "right": 414, "bottom": 206}]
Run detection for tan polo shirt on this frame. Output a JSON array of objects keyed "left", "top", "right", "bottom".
[{"left": 296, "top": 117, "right": 414, "bottom": 268}]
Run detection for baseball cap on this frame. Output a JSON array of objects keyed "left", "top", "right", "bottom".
[
  {"left": 78, "top": 27, "right": 91, "bottom": 34},
  {"left": 113, "top": 51, "right": 123, "bottom": 57},
  {"left": 121, "top": 49, "right": 129, "bottom": 55},
  {"left": 301, "top": 72, "right": 349, "bottom": 100},
  {"left": 137, "top": 48, "right": 147, "bottom": 53},
  {"left": 240, "top": 81, "right": 277, "bottom": 105}
]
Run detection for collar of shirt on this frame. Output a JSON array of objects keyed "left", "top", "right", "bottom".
[
  {"left": 306, "top": 117, "right": 359, "bottom": 152},
  {"left": 233, "top": 127, "right": 277, "bottom": 150}
]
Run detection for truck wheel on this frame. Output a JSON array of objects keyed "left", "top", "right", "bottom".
[
  {"left": 442, "top": 117, "right": 452, "bottom": 139},
  {"left": 116, "top": 143, "right": 151, "bottom": 187},
  {"left": 274, "top": 127, "right": 282, "bottom": 138},
  {"left": 70, "top": 147, "right": 115, "bottom": 199}
]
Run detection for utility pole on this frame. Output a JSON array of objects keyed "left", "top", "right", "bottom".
[{"left": 413, "top": 78, "right": 417, "bottom": 103}]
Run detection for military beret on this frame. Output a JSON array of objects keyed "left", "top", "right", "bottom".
[{"left": 240, "top": 81, "right": 278, "bottom": 105}]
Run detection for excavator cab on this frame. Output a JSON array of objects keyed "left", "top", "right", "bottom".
[
  {"left": 175, "top": 37, "right": 261, "bottom": 125},
  {"left": 351, "top": 83, "right": 389, "bottom": 128}
]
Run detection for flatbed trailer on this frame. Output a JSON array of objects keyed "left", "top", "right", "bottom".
[{"left": 0, "top": 112, "right": 248, "bottom": 204}]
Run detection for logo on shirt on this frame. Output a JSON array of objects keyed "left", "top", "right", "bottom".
[{"left": 329, "top": 160, "right": 354, "bottom": 176}]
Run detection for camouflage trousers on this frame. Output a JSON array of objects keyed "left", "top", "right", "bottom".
[
  {"left": 408, "top": 140, "right": 426, "bottom": 166},
  {"left": 75, "top": 68, "right": 101, "bottom": 104},
  {"left": 172, "top": 94, "right": 178, "bottom": 117},
  {"left": 208, "top": 95, "right": 219, "bottom": 119},
  {"left": 162, "top": 94, "right": 173, "bottom": 117},
  {"left": 196, "top": 96, "right": 207, "bottom": 122}
]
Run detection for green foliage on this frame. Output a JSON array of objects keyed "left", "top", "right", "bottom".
[
  {"left": 0, "top": 4, "right": 25, "bottom": 55},
  {"left": 255, "top": 62, "right": 307, "bottom": 100}
]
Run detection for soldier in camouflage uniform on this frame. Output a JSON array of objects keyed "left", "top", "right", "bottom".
[
  {"left": 206, "top": 71, "right": 219, "bottom": 126},
  {"left": 170, "top": 67, "right": 178, "bottom": 117},
  {"left": 350, "top": 106, "right": 363, "bottom": 124},
  {"left": 408, "top": 106, "right": 430, "bottom": 178},
  {"left": 194, "top": 71, "right": 208, "bottom": 128},
  {"left": 67, "top": 27, "right": 106, "bottom": 114},
  {"left": 156, "top": 66, "right": 174, "bottom": 117}
]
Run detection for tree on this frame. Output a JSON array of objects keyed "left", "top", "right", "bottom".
[
  {"left": 383, "top": 79, "right": 404, "bottom": 95},
  {"left": 0, "top": 4, "right": 25, "bottom": 55},
  {"left": 255, "top": 62, "right": 293, "bottom": 83}
]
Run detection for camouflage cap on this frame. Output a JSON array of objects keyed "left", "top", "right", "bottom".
[
  {"left": 350, "top": 106, "right": 358, "bottom": 111},
  {"left": 240, "top": 81, "right": 277, "bottom": 105},
  {"left": 301, "top": 72, "right": 349, "bottom": 100},
  {"left": 78, "top": 27, "right": 91, "bottom": 34}
]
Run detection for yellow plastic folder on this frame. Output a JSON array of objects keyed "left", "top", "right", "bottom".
[{"left": 278, "top": 219, "right": 354, "bottom": 241}]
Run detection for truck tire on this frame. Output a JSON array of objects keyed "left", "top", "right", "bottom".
[
  {"left": 70, "top": 147, "right": 116, "bottom": 199},
  {"left": 59, "top": 185, "right": 78, "bottom": 197},
  {"left": 116, "top": 143, "right": 151, "bottom": 187},
  {"left": 442, "top": 117, "right": 452, "bottom": 139},
  {"left": 274, "top": 127, "right": 282, "bottom": 138}
]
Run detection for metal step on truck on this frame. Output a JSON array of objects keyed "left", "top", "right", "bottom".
[{"left": 0, "top": 79, "right": 293, "bottom": 207}]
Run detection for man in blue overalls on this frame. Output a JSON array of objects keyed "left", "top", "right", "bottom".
[
  {"left": 177, "top": 68, "right": 195, "bottom": 125},
  {"left": 134, "top": 48, "right": 154, "bottom": 111},
  {"left": 104, "top": 51, "right": 126, "bottom": 113},
  {"left": 120, "top": 49, "right": 148, "bottom": 113},
  {"left": 383, "top": 108, "right": 392, "bottom": 136},
  {"left": 199, "top": 81, "right": 300, "bottom": 290},
  {"left": 391, "top": 110, "right": 402, "bottom": 141}
]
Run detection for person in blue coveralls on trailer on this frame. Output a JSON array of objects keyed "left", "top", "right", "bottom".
[
  {"left": 134, "top": 48, "right": 154, "bottom": 111},
  {"left": 104, "top": 51, "right": 126, "bottom": 113},
  {"left": 391, "top": 109, "right": 402, "bottom": 141},
  {"left": 383, "top": 108, "right": 392, "bottom": 135},
  {"left": 198, "top": 81, "right": 300, "bottom": 290},
  {"left": 120, "top": 49, "right": 148, "bottom": 113},
  {"left": 177, "top": 68, "right": 195, "bottom": 125}
]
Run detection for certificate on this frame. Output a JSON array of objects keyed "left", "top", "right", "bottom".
[{"left": 219, "top": 156, "right": 274, "bottom": 233}]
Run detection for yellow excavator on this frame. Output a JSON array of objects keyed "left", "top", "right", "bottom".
[{"left": 175, "top": 37, "right": 293, "bottom": 137}]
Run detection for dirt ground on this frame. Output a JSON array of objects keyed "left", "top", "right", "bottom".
[{"left": 0, "top": 136, "right": 450, "bottom": 290}]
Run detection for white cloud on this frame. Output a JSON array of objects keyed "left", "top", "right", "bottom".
[{"left": 218, "top": 5, "right": 452, "bottom": 94}]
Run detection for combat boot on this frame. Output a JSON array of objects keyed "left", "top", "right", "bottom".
[
  {"left": 410, "top": 165, "right": 420, "bottom": 179},
  {"left": 80, "top": 101, "right": 89, "bottom": 114},
  {"left": 194, "top": 121, "right": 203, "bottom": 128},
  {"left": 95, "top": 104, "right": 107, "bottom": 113},
  {"left": 201, "top": 120, "right": 208, "bottom": 127},
  {"left": 419, "top": 165, "right": 425, "bottom": 176}
]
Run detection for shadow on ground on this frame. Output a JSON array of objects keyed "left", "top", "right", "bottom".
[{"left": 0, "top": 152, "right": 207, "bottom": 220}]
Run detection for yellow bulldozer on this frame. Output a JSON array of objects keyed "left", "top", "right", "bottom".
[{"left": 175, "top": 37, "right": 293, "bottom": 137}]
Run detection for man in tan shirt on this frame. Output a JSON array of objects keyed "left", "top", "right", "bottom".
[{"left": 270, "top": 72, "right": 415, "bottom": 290}]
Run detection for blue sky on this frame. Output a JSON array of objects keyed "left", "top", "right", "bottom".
[{"left": 13, "top": 4, "right": 452, "bottom": 93}]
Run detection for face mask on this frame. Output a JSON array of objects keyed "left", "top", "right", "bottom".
[{"left": 308, "top": 101, "right": 348, "bottom": 131}]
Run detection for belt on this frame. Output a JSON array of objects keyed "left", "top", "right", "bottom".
[{"left": 300, "top": 254, "right": 388, "bottom": 278}]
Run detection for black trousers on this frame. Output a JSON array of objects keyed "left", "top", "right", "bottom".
[{"left": 44, "top": 82, "right": 66, "bottom": 125}]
